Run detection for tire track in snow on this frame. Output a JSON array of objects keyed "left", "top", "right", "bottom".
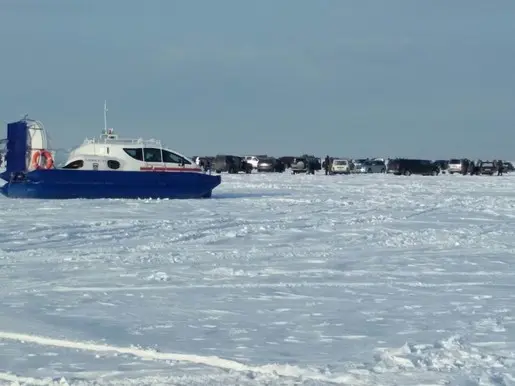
[{"left": 0, "top": 331, "right": 362, "bottom": 385}]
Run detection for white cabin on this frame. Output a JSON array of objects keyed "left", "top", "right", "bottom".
[{"left": 62, "top": 128, "right": 201, "bottom": 172}]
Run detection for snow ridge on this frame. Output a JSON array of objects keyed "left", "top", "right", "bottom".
[{"left": 0, "top": 331, "right": 360, "bottom": 385}]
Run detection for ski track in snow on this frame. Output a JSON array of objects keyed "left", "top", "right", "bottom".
[{"left": 1, "top": 173, "right": 515, "bottom": 385}]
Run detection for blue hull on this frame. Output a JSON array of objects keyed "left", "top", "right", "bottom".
[{"left": 0, "top": 169, "right": 221, "bottom": 199}]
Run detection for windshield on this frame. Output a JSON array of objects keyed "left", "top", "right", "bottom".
[
  {"left": 333, "top": 160, "right": 347, "bottom": 165},
  {"left": 449, "top": 159, "right": 461, "bottom": 164}
]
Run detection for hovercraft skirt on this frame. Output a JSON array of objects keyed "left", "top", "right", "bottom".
[{"left": 0, "top": 169, "right": 221, "bottom": 199}]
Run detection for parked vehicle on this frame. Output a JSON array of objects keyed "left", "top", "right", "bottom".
[
  {"left": 330, "top": 159, "right": 351, "bottom": 174},
  {"left": 447, "top": 159, "right": 469, "bottom": 174},
  {"left": 243, "top": 155, "right": 261, "bottom": 169},
  {"left": 351, "top": 158, "right": 368, "bottom": 173},
  {"left": 433, "top": 160, "right": 449, "bottom": 174},
  {"left": 478, "top": 161, "right": 496, "bottom": 175},
  {"left": 387, "top": 158, "right": 439, "bottom": 176},
  {"left": 257, "top": 157, "right": 285, "bottom": 172},
  {"left": 236, "top": 156, "right": 253, "bottom": 173},
  {"left": 358, "top": 160, "right": 386, "bottom": 173},
  {"left": 278, "top": 156, "right": 295, "bottom": 169},
  {"left": 213, "top": 155, "right": 252, "bottom": 174},
  {"left": 503, "top": 162, "right": 514, "bottom": 173},
  {"left": 291, "top": 155, "right": 319, "bottom": 174},
  {"left": 305, "top": 155, "right": 322, "bottom": 171},
  {"left": 194, "top": 156, "right": 214, "bottom": 171}
]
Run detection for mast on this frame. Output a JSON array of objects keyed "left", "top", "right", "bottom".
[{"left": 104, "top": 100, "right": 108, "bottom": 133}]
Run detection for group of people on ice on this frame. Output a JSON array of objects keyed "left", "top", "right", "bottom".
[{"left": 461, "top": 159, "right": 506, "bottom": 176}]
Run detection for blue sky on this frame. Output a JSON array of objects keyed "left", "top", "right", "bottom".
[{"left": 1, "top": 0, "right": 514, "bottom": 159}]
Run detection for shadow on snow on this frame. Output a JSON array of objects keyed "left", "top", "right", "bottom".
[{"left": 212, "top": 192, "right": 290, "bottom": 199}]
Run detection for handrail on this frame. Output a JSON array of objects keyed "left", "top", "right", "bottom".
[{"left": 82, "top": 137, "right": 162, "bottom": 146}]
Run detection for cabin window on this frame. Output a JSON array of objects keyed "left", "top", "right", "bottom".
[
  {"left": 63, "top": 160, "right": 84, "bottom": 169},
  {"left": 143, "top": 148, "right": 162, "bottom": 163},
  {"left": 123, "top": 148, "right": 143, "bottom": 161},
  {"left": 107, "top": 160, "right": 120, "bottom": 170},
  {"left": 162, "top": 150, "right": 191, "bottom": 165}
]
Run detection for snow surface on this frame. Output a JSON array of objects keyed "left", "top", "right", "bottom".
[{"left": 1, "top": 172, "right": 515, "bottom": 385}]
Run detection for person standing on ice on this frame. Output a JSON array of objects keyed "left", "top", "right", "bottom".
[
  {"left": 468, "top": 160, "right": 475, "bottom": 175},
  {"left": 324, "top": 155, "right": 330, "bottom": 175},
  {"left": 497, "top": 160, "right": 504, "bottom": 176}
]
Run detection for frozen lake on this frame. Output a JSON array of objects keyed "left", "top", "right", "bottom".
[{"left": 1, "top": 172, "right": 515, "bottom": 385}]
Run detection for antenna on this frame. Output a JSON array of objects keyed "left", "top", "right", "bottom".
[{"left": 104, "top": 100, "right": 108, "bottom": 133}]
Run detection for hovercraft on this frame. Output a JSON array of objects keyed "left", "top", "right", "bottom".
[{"left": 0, "top": 105, "right": 221, "bottom": 199}]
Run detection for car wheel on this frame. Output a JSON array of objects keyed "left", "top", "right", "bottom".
[{"left": 404, "top": 170, "right": 411, "bottom": 176}]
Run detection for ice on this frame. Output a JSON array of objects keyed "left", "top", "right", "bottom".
[{"left": 1, "top": 173, "right": 515, "bottom": 385}]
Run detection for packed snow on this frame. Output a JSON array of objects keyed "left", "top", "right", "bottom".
[{"left": 1, "top": 172, "right": 515, "bottom": 385}]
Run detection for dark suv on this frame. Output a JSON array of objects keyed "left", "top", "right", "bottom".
[
  {"left": 213, "top": 155, "right": 252, "bottom": 174},
  {"left": 387, "top": 158, "right": 440, "bottom": 176},
  {"left": 478, "top": 161, "right": 496, "bottom": 175},
  {"left": 257, "top": 157, "right": 285, "bottom": 173},
  {"left": 278, "top": 156, "right": 295, "bottom": 169},
  {"left": 291, "top": 155, "right": 320, "bottom": 174}
]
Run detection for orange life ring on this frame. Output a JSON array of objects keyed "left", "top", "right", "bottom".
[{"left": 31, "top": 149, "right": 54, "bottom": 170}]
